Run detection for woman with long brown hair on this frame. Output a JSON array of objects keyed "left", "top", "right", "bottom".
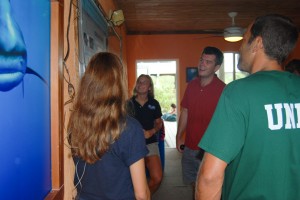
[{"left": 68, "top": 52, "right": 150, "bottom": 200}]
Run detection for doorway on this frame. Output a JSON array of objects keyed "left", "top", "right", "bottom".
[{"left": 136, "top": 60, "right": 178, "bottom": 148}]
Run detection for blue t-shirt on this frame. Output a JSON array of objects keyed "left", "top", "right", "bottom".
[{"left": 74, "top": 116, "right": 149, "bottom": 200}]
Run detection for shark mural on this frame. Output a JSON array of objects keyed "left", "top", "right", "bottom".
[
  {"left": 0, "top": 0, "right": 51, "bottom": 199},
  {"left": 0, "top": 0, "right": 47, "bottom": 92}
]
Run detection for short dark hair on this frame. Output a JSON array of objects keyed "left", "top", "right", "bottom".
[
  {"left": 248, "top": 14, "right": 298, "bottom": 65},
  {"left": 285, "top": 59, "right": 300, "bottom": 74},
  {"left": 202, "top": 46, "right": 224, "bottom": 66}
]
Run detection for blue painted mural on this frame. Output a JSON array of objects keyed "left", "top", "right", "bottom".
[{"left": 0, "top": 0, "right": 51, "bottom": 199}]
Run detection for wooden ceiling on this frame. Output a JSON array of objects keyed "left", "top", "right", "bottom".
[{"left": 113, "top": 0, "right": 300, "bottom": 35}]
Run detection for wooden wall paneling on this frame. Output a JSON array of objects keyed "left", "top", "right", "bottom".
[{"left": 45, "top": 0, "right": 64, "bottom": 199}]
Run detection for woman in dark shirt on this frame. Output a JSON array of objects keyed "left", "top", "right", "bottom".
[
  {"left": 131, "top": 74, "right": 163, "bottom": 195},
  {"left": 68, "top": 53, "right": 150, "bottom": 200}
]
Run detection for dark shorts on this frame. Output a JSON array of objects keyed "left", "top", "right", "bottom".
[{"left": 181, "top": 147, "right": 204, "bottom": 185}]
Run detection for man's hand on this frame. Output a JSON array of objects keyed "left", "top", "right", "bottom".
[
  {"left": 176, "top": 136, "right": 185, "bottom": 153},
  {"left": 176, "top": 108, "right": 188, "bottom": 153}
]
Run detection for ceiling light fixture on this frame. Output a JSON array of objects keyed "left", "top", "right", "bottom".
[
  {"left": 224, "top": 12, "right": 243, "bottom": 42},
  {"left": 224, "top": 26, "right": 244, "bottom": 42}
]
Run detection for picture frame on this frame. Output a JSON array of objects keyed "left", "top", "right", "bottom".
[{"left": 186, "top": 67, "right": 198, "bottom": 82}]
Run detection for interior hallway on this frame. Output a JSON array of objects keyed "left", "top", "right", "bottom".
[{"left": 152, "top": 148, "right": 193, "bottom": 200}]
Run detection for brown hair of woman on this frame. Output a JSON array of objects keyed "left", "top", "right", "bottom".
[{"left": 68, "top": 52, "right": 128, "bottom": 164}]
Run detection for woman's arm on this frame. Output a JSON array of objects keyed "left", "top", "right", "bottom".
[
  {"left": 130, "top": 158, "right": 150, "bottom": 200},
  {"left": 153, "top": 117, "right": 163, "bottom": 133},
  {"left": 144, "top": 118, "right": 163, "bottom": 139}
]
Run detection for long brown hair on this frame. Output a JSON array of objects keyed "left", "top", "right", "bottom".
[{"left": 68, "top": 52, "right": 127, "bottom": 164}]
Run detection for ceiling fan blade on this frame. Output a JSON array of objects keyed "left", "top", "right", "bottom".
[
  {"left": 194, "top": 35, "right": 223, "bottom": 40},
  {"left": 197, "top": 29, "right": 224, "bottom": 35}
]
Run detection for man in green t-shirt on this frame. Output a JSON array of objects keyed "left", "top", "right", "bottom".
[{"left": 195, "top": 14, "right": 300, "bottom": 200}]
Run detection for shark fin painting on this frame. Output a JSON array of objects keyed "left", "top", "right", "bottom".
[
  {"left": 0, "top": 0, "right": 47, "bottom": 92},
  {"left": 0, "top": 0, "right": 51, "bottom": 199}
]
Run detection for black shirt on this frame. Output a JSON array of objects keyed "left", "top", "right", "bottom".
[{"left": 131, "top": 97, "right": 162, "bottom": 144}]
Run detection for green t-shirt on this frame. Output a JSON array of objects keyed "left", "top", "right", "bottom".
[{"left": 199, "top": 71, "right": 300, "bottom": 200}]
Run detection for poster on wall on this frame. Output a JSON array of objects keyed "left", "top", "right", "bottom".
[
  {"left": 0, "top": 0, "right": 51, "bottom": 199},
  {"left": 78, "top": 0, "right": 108, "bottom": 77},
  {"left": 186, "top": 67, "right": 198, "bottom": 82}
]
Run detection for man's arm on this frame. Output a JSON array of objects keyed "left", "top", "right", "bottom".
[
  {"left": 176, "top": 108, "right": 188, "bottom": 152},
  {"left": 195, "top": 152, "right": 227, "bottom": 200}
]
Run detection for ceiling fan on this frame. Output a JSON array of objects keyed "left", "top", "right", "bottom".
[
  {"left": 224, "top": 12, "right": 244, "bottom": 42},
  {"left": 195, "top": 12, "right": 244, "bottom": 42}
]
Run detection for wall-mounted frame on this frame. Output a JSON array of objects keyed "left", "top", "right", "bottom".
[
  {"left": 77, "top": 0, "right": 108, "bottom": 77},
  {"left": 186, "top": 67, "right": 198, "bottom": 82}
]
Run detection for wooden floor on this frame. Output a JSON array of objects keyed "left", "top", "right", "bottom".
[
  {"left": 152, "top": 148, "right": 193, "bottom": 200},
  {"left": 163, "top": 121, "right": 177, "bottom": 148}
]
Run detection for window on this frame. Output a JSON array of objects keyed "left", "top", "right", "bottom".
[{"left": 216, "top": 52, "right": 248, "bottom": 84}]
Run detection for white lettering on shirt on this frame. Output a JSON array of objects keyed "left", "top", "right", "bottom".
[{"left": 264, "top": 103, "right": 300, "bottom": 130}]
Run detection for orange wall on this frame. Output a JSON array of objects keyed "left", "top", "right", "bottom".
[
  {"left": 125, "top": 34, "right": 300, "bottom": 104},
  {"left": 126, "top": 34, "right": 241, "bottom": 102}
]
